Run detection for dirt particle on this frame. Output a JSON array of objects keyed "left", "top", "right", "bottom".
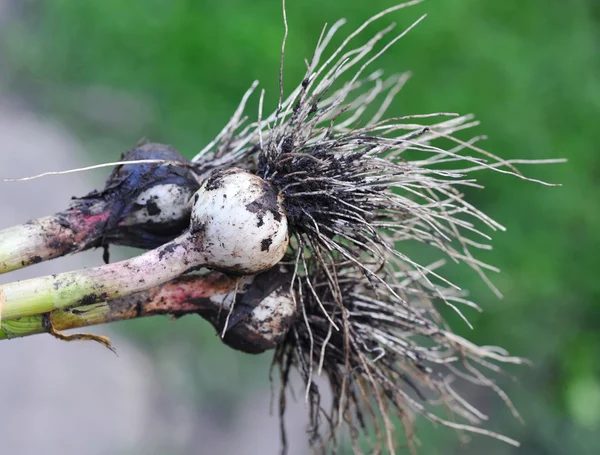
[
  {"left": 146, "top": 199, "right": 161, "bottom": 216},
  {"left": 261, "top": 238, "right": 273, "bottom": 252},
  {"left": 80, "top": 293, "right": 99, "bottom": 306},
  {"left": 204, "top": 170, "right": 225, "bottom": 191},
  {"left": 245, "top": 181, "right": 282, "bottom": 223},
  {"left": 158, "top": 241, "right": 179, "bottom": 260}
]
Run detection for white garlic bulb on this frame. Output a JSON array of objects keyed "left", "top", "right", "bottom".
[{"left": 190, "top": 168, "right": 289, "bottom": 274}]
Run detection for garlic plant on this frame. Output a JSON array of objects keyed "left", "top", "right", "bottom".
[{"left": 0, "top": 168, "right": 288, "bottom": 321}]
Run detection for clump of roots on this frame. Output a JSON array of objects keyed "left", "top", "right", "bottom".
[
  {"left": 192, "top": 2, "right": 561, "bottom": 453},
  {"left": 274, "top": 261, "right": 526, "bottom": 454}
]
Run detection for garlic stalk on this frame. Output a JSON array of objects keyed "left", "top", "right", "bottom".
[{"left": 0, "top": 268, "right": 296, "bottom": 354}]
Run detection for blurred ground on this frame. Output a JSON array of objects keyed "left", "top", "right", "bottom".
[{"left": 0, "top": 91, "right": 158, "bottom": 454}]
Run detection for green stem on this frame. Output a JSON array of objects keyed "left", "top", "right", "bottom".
[
  {"left": 0, "top": 273, "right": 234, "bottom": 340},
  {"left": 0, "top": 232, "right": 197, "bottom": 321}
]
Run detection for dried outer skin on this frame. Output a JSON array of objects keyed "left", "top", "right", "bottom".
[
  {"left": 78, "top": 141, "right": 200, "bottom": 250},
  {"left": 196, "top": 266, "right": 296, "bottom": 353}
]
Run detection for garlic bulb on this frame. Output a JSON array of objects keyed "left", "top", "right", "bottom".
[
  {"left": 191, "top": 168, "right": 289, "bottom": 274},
  {"left": 118, "top": 182, "right": 195, "bottom": 232}
]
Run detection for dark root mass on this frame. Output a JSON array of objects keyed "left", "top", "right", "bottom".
[{"left": 274, "top": 263, "right": 525, "bottom": 454}]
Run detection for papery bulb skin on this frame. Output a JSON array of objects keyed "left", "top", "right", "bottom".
[{"left": 76, "top": 142, "right": 200, "bottom": 251}]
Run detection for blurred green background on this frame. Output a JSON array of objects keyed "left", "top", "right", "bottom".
[{"left": 1, "top": 0, "right": 598, "bottom": 453}]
